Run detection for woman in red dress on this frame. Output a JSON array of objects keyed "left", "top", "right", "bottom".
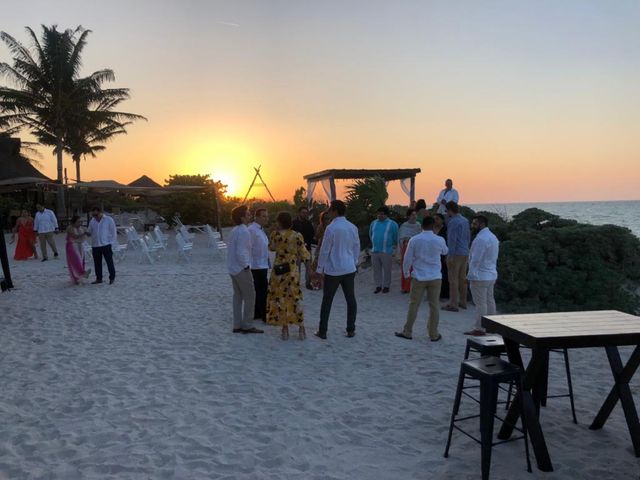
[{"left": 11, "top": 210, "right": 38, "bottom": 260}]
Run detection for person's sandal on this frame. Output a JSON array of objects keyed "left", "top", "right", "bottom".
[{"left": 394, "top": 332, "right": 412, "bottom": 340}]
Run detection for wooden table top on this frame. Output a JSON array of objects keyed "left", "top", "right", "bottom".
[{"left": 482, "top": 310, "right": 640, "bottom": 349}]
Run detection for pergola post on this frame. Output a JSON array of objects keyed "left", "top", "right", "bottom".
[
  {"left": 329, "top": 177, "right": 337, "bottom": 201},
  {"left": 410, "top": 176, "right": 416, "bottom": 204}
]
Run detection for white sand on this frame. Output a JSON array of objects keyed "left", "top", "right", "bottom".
[{"left": 0, "top": 232, "right": 639, "bottom": 479}]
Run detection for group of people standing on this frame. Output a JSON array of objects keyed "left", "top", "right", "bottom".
[
  {"left": 10, "top": 204, "right": 118, "bottom": 286},
  {"left": 227, "top": 177, "right": 500, "bottom": 342},
  {"left": 393, "top": 178, "right": 500, "bottom": 340},
  {"left": 227, "top": 200, "right": 359, "bottom": 340}
]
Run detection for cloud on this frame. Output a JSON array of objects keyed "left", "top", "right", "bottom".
[{"left": 216, "top": 21, "right": 240, "bottom": 28}]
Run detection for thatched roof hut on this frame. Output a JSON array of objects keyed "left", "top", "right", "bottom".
[
  {"left": 128, "top": 175, "right": 161, "bottom": 188},
  {"left": 0, "top": 137, "right": 51, "bottom": 187}
]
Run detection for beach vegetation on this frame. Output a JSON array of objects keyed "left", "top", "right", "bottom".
[
  {"left": 345, "top": 176, "right": 388, "bottom": 248},
  {"left": 463, "top": 207, "right": 640, "bottom": 314},
  {"left": 157, "top": 174, "right": 226, "bottom": 227}
]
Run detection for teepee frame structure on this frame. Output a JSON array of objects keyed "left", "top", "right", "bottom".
[{"left": 242, "top": 165, "right": 276, "bottom": 203}]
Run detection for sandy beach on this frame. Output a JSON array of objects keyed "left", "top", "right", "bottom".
[{"left": 0, "top": 231, "right": 639, "bottom": 480}]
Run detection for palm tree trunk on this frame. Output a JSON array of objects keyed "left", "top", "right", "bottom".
[
  {"left": 74, "top": 155, "right": 81, "bottom": 183},
  {"left": 55, "top": 138, "right": 66, "bottom": 219}
]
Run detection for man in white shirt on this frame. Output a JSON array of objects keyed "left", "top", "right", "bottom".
[
  {"left": 87, "top": 206, "right": 117, "bottom": 284},
  {"left": 314, "top": 200, "right": 360, "bottom": 339},
  {"left": 436, "top": 179, "right": 459, "bottom": 216},
  {"left": 227, "top": 205, "right": 263, "bottom": 334},
  {"left": 33, "top": 203, "right": 59, "bottom": 261},
  {"left": 248, "top": 208, "right": 270, "bottom": 322},
  {"left": 465, "top": 215, "right": 500, "bottom": 336},
  {"left": 395, "top": 216, "right": 448, "bottom": 341}
]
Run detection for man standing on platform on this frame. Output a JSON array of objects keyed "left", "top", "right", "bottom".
[
  {"left": 292, "top": 206, "right": 316, "bottom": 290},
  {"left": 465, "top": 215, "right": 500, "bottom": 336},
  {"left": 249, "top": 208, "right": 270, "bottom": 322},
  {"left": 369, "top": 206, "right": 398, "bottom": 294},
  {"left": 315, "top": 200, "right": 360, "bottom": 339},
  {"left": 395, "top": 216, "right": 448, "bottom": 342},
  {"left": 87, "top": 206, "right": 117, "bottom": 285},
  {"left": 33, "top": 203, "right": 59, "bottom": 261},
  {"left": 227, "top": 205, "right": 263, "bottom": 334},
  {"left": 443, "top": 201, "right": 470, "bottom": 312},
  {"left": 436, "top": 179, "right": 459, "bottom": 216}
]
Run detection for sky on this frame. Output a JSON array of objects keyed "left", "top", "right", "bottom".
[{"left": 1, "top": 0, "right": 639, "bottom": 204}]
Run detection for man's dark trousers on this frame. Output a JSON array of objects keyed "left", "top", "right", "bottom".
[
  {"left": 252, "top": 268, "right": 268, "bottom": 320},
  {"left": 92, "top": 245, "right": 115, "bottom": 282},
  {"left": 318, "top": 272, "right": 357, "bottom": 335}
]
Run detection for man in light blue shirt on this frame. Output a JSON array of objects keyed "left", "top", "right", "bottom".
[
  {"left": 369, "top": 206, "right": 398, "bottom": 294},
  {"left": 443, "top": 201, "right": 470, "bottom": 312}
]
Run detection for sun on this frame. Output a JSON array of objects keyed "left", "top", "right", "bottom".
[
  {"left": 183, "top": 136, "right": 257, "bottom": 198},
  {"left": 214, "top": 171, "right": 237, "bottom": 197}
]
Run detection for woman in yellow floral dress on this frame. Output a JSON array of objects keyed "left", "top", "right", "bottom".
[{"left": 267, "top": 211, "right": 311, "bottom": 340}]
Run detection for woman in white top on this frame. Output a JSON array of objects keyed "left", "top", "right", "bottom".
[{"left": 398, "top": 209, "right": 422, "bottom": 293}]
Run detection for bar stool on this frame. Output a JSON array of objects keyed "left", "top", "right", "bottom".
[
  {"left": 464, "top": 335, "right": 514, "bottom": 409},
  {"left": 464, "top": 335, "right": 507, "bottom": 359},
  {"left": 444, "top": 356, "right": 532, "bottom": 480},
  {"left": 541, "top": 348, "right": 578, "bottom": 424},
  {"left": 465, "top": 336, "right": 578, "bottom": 423}
]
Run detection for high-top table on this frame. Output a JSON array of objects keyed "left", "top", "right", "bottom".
[{"left": 482, "top": 310, "right": 640, "bottom": 472}]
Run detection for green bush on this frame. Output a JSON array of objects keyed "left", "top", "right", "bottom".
[{"left": 496, "top": 213, "right": 640, "bottom": 314}]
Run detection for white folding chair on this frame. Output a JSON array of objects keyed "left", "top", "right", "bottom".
[
  {"left": 126, "top": 226, "right": 142, "bottom": 250},
  {"left": 153, "top": 225, "right": 169, "bottom": 248},
  {"left": 175, "top": 231, "right": 193, "bottom": 262},
  {"left": 179, "top": 225, "right": 195, "bottom": 242},
  {"left": 82, "top": 241, "right": 93, "bottom": 261},
  {"left": 111, "top": 241, "right": 128, "bottom": 263},
  {"left": 138, "top": 238, "right": 157, "bottom": 264}
]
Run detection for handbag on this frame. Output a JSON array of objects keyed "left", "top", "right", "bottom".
[{"left": 273, "top": 263, "right": 291, "bottom": 275}]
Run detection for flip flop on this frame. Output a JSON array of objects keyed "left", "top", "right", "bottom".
[
  {"left": 394, "top": 332, "right": 412, "bottom": 340},
  {"left": 243, "top": 327, "right": 264, "bottom": 334}
]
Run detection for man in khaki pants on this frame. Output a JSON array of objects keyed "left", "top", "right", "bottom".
[
  {"left": 394, "top": 216, "right": 448, "bottom": 341},
  {"left": 33, "top": 203, "right": 59, "bottom": 261},
  {"left": 465, "top": 215, "right": 500, "bottom": 336},
  {"left": 443, "top": 201, "right": 470, "bottom": 312},
  {"left": 227, "top": 205, "right": 263, "bottom": 335}
]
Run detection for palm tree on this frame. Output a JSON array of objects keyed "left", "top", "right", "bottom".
[
  {"left": 58, "top": 81, "right": 146, "bottom": 182},
  {"left": 345, "top": 176, "right": 389, "bottom": 248},
  {"left": 0, "top": 26, "right": 88, "bottom": 213},
  {"left": 0, "top": 25, "right": 144, "bottom": 212}
]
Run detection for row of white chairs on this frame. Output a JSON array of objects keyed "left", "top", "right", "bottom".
[
  {"left": 121, "top": 224, "right": 226, "bottom": 264},
  {"left": 82, "top": 240, "right": 128, "bottom": 263}
]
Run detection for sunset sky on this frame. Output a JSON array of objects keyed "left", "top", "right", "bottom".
[{"left": 2, "top": 1, "right": 639, "bottom": 204}]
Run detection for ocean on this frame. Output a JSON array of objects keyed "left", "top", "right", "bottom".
[{"left": 468, "top": 200, "right": 640, "bottom": 238}]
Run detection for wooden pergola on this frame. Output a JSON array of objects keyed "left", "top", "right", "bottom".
[{"left": 303, "top": 168, "right": 421, "bottom": 204}]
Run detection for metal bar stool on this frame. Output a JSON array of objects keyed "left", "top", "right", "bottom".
[
  {"left": 465, "top": 336, "right": 578, "bottom": 423},
  {"left": 464, "top": 335, "right": 514, "bottom": 409},
  {"left": 444, "top": 356, "right": 532, "bottom": 480},
  {"left": 537, "top": 348, "right": 578, "bottom": 424}
]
